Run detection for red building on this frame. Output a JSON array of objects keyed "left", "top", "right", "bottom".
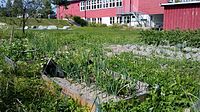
[
  {"left": 57, "top": 0, "right": 167, "bottom": 27},
  {"left": 162, "top": 1, "right": 200, "bottom": 30}
]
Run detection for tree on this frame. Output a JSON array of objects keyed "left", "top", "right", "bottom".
[
  {"left": 6, "top": 0, "right": 12, "bottom": 17},
  {"left": 43, "top": 0, "right": 52, "bottom": 18},
  {"left": 0, "top": 0, "right": 6, "bottom": 17},
  {"left": 12, "top": 0, "right": 23, "bottom": 17},
  {"left": 11, "top": 0, "right": 43, "bottom": 34},
  {"left": 51, "top": 0, "right": 70, "bottom": 6}
]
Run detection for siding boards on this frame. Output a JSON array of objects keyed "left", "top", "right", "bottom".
[{"left": 164, "top": 3, "right": 200, "bottom": 30}]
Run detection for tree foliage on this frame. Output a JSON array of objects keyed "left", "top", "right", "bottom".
[{"left": 51, "top": 0, "right": 70, "bottom": 6}]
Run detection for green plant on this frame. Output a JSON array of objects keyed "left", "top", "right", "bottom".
[
  {"left": 140, "top": 29, "right": 200, "bottom": 48},
  {"left": 73, "top": 16, "right": 88, "bottom": 27}
]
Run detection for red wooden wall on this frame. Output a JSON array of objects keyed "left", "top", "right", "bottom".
[{"left": 163, "top": 3, "right": 200, "bottom": 30}]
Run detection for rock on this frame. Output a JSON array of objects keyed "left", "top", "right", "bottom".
[
  {"left": 62, "top": 26, "right": 70, "bottom": 29},
  {"left": 0, "top": 22, "right": 7, "bottom": 26},
  {"left": 24, "top": 26, "right": 29, "bottom": 29},
  {"left": 183, "top": 47, "right": 192, "bottom": 53},
  {"left": 185, "top": 53, "right": 192, "bottom": 59},
  {"left": 176, "top": 52, "right": 184, "bottom": 59},
  {"left": 129, "top": 45, "right": 137, "bottom": 50},
  {"left": 30, "top": 26, "right": 37, "bottom": 29},
  {"left": 38, "top": 25, "right": 47, "bottom": 30},
  {"left": 184, "top": 108, "right": 190, "bottom": 112},
  {"left": 47, "top": 25, "right": 57, "bottom": 30},
  {"left": 0, "top": 23, "right": 7, "bottom": 29},
  {"left": 191, "top": 48, "right": 199, "bottom": 53},
  {"left": 193, "top": 100, "right": 200, "bottom": 112}
]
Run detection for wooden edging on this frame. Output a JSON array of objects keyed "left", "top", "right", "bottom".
[{"left": 41, "top": 74, "right": 98, "bottom": 112}]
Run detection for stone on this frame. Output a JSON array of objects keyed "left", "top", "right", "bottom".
[
  {"left": 0, "top": 22, "right": 7, "bottom": 26},
  {"left": 38, "top": 25, "right": 47, "bottom": 30},
  {"left": 183, "top": 47, "right": 192, "bottom": 53},
  {"left": 24, "top": 26, "right": 29, "bottom": 29},
  {"left": 0, "top": 23, "right": 7, "bottom": 29},
  {"left": 62, "top": 26, "right": 70, "bottom": 29},
  {"left": 47, "top": 25, "right": 57, "bottom": 30},
  {"left": 184, "top": 108, "right": 190, "bottom": 112},
  {"left": 191, "top": 48, "right": 199, "bottom": 53},
  {"left": 193, "top": 100, "right": 200, "bottom": 112},
  {"left": 185, "top": 53, "right": 192, "bottom": 59},
  {"left": 30, "top": 26, "right": 37, "bottom": 29}
]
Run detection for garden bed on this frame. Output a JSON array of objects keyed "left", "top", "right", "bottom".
[
  {"left": 42, "top": 70, "right": 149, "bottom": 112},
  {"left": 105, "top": 44, "right": 200, "bottom": 61}
]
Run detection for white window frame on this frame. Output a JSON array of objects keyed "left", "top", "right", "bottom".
[
  {"left": 116, "top": 0, "right": 122, "bottom": 7},
  {"left": 109, "top": 0, "right": 115, "bottom": 8},
  {"left": 80, "top": 1, "right": 85, "bottom": 11},
  {"left": 86, "top": 0, "right": 91, "bottom": 10},
  {"left": 92, "top": 18, "right": 96, "bottom": 23},
  {"left": 110, "top": 17, "right": 115, "bottom": 24}
]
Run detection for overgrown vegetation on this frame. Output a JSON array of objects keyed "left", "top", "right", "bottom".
[
  {"left": 140, "top": 30, "right": 200, "bottom": 48},
  {"left": 0, "top": 27, "right": 199, "bottom": 111}
]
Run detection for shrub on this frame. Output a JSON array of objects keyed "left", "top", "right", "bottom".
[
  {"left": 72, "top": 16, "right": 88, "bottom": 27},
  {"left": 139, "top": 29, "right": 200, "bottom": 48},
  {"left": 88, "top": 22, "right": 107, "bottom": 27}
]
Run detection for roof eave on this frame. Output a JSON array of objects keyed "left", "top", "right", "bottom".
[{"left": 161, "top": 1, "right": 200, "bottom": 6}]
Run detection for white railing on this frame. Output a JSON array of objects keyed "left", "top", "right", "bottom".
[{"left": 169, "top": 0, "right": 200, "bottom": 3}]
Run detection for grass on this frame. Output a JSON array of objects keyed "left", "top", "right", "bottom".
[
  {"left": 0, "top": 17, "right": 70, "bottom": 27},
  {"left": 0, "top": 27, "right": 200, "bottom": 111}
]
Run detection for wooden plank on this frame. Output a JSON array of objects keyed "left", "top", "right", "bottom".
[{"left": 42, "top": 74, "right": 97, "bottom": 112}]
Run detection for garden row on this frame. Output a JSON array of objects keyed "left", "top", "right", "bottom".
[
  {"left": 105, "top": 44, "right": 200, "bottom": 61},
  {"left": 140, "top": 30, "right": 200, "bottom": 48}
]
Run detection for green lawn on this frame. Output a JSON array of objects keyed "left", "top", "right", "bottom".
[{"left": 0, "top": 17, "right": 70, "bottom": 27}]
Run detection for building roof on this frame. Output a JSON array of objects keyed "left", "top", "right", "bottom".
[{"left": 161, "top": 1, "right": 200, "bottom": 6}]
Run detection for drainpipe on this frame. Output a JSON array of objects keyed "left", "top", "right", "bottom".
[
  {"left": 129, "top": 0, "right": 132, "bottom": 26},
  {"left": 85, "top": 0, "right": 87, "bottom": 20}
]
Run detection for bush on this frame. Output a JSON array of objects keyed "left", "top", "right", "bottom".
[
  {"left": 139, "top": 29, "right": 200, "bottom": 48},
  {"left": 88, "top": 22, "right": 107, "bottom": 27},
  {"left": 72, "top": 16, "right": 88, "bottom": 27}
]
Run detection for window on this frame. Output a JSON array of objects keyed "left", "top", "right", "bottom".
[
  {"left": 92, "top": 0, "right": 95, "bottom": 9},
  {"left": 124, "top": 16, "right": 131, "bottom": 23},
  {"left": 124, "top": 16, "right": 127, "bottom": 23},
  {"left": 87, "top": 18, "right": 91, "bottom": 22},
  {"left": 94, "top": 0, "right": 97, "bottom": 9},
  {"left": 92, "top": 18, "right": 96, "bottom": 23},
  {"left": 97, "top": 18, "right": 102, "bottom": 23},
  {"left": 116, "top": 0, "right": 122, "bottom": 7},
  {"left": 97, "top": 0, "right": 102, "bottom": 9},
  {"left": 110, "top": 17, "right": 115, "bottom": 24},
  {"left": 102, "top": 0, "right": 106, "bottom": 8},
  {"left": 117, "top": 17, "right": 122, "bottom": 23},
  {"left": 106, "top": 0, "right": 109, "bottom": 8},
  {"left": 86, "top": 0, "right": 91, "bottom": 10},
  {"left": 109, "top": 0, "right": 115, "bottom": 7},
  {"left": 80, "top": 1, "right": 85, "bottom": 11},
  {"left": 127, "top": 16, "right": 130, "bottom": 23}
]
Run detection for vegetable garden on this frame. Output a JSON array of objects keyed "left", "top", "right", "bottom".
[{"left": 0, "top": 27, "right": 200, "bottom": 112}]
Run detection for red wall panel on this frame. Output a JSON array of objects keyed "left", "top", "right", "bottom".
[{"left": 163, "top": 3, "right": 200, "bottom": 30}]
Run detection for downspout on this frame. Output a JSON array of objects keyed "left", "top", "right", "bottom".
[
  {"left": 129, "top": 0, "right": 132, "bottom": 26},
  {"left": 85, "top": 0, "right": 87, "bottom": 20}
]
